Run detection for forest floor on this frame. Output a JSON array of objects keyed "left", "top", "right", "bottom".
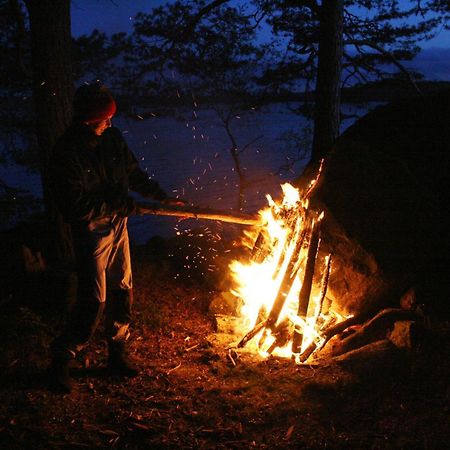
[{"left": 0, "top": 236, "right": 449, "bottom": 449}]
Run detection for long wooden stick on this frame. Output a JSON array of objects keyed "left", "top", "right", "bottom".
[{"left": 136, "top": 202, "right": 261, "bottom": 226}]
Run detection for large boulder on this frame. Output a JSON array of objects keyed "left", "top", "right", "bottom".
[{"left": 299, "top": 90, "right": 450, "bottom": 317}]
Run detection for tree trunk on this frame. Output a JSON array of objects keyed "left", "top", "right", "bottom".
[
  {"left": 311, "top": 0, "right": 344, "bottom": 162},
  {"left": 26, "top": 0, "right": 75, "bottom": 266}
]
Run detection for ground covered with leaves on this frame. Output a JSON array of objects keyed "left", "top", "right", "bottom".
[{"left": 0, "top": 238, "right": 449, "bottom": 449}]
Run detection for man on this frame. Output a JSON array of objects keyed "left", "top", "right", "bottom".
[{"left": 49, "top": 82, "right": 183, "bottom": 393}]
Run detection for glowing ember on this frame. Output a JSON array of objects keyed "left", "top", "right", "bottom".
[{"left": 229, "top": 178, "right": 347, "bottom": 363}]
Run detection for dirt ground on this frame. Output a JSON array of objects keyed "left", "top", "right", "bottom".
[{"left": 0, "top": 238, "right": 449, "bottom": 449}]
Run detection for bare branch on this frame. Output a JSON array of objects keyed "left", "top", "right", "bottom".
[{"left": 240, "top": 135, "right": 263, "bottom": 155}]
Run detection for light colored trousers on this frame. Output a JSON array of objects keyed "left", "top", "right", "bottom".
[{"left": 54, "top": 215, "right": 133, "bottom": 357}]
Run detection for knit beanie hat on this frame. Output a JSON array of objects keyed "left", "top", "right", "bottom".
[{"left": 73, "top": 82, "right": 116, "bottom": 124}]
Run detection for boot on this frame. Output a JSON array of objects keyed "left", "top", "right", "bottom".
[
  {"left": 107, "top": 341, "right": 139, "bottom": 378},
  {"left": 48, "top": 354, "right": 73, "bottom": 393}
]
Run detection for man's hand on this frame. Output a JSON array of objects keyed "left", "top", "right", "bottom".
[{"left": 161, "top": 197, "right": 189, "bottom": 207}]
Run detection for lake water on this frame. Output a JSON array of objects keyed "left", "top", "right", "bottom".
[{"left": 0, "top": 102, "right": 376, "bottom": 243}]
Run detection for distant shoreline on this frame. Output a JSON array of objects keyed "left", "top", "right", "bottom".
[{"left": 118, "top": 80, "right": 450, "bottom": 111}]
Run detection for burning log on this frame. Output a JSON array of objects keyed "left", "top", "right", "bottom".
[
  {"left": 251, "top": 160, "right": 323, "bottom": 266},
  {"left": 237, "top": 320, "right": 267, "bottom": 348},
  {"left": 267, "top": 318, "right": 292, "bottom": 355},
  {"left": 292, "top": 216, "right": 321, "bottom": 354},
  {"left": 299, "top": 313, "right": 362, "bottom": 362},
  {"left": 236, "top": 302, "right": 268, "bottom": 349},
  {"left": 136, "top": 201, "right": 261, "bottom": 226},
  {"left": 298, "top": 254, "right": 332, "bottom": 356},
  {"left": 272, "top": 209, "right": 304, "bottom": 280},
  {"left": 237, "top": 220, "right": 308, "bottom": 349},
  {"left": 229, "top": 165, "right": 345, "bottom": 361},
  {"left": 266, "top": 223, "right": 308, "bottom": 331},
  {"left": 251, "top": 230, "right": 269, "bottom": 262}
]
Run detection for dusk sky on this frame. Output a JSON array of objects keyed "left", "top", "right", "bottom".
[{"left": 70, "top": 0, "right": 450, "bottom": 80}]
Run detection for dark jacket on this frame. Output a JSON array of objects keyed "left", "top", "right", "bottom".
[{"left": 51, "top": 123, "right": 167, "bottom": 225}]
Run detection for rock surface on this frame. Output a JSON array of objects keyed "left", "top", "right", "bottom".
[{"left": 298, "top": 90, "right": 450, "bottom": 317}]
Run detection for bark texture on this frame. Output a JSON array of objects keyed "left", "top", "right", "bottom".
[
  {"left": 26, "top": 0, "right": 75, "bottom": 266},
  {"left": 311, "top": 0, "right": 344, "bottom": 162}
]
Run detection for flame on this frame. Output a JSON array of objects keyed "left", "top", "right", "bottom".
[{"left": 229, "top": 182, "right": 345, "bottom": 362}]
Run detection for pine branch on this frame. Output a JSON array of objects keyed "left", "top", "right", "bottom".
[{"left": 346, "top": 39, "right": 423, "bottom": 96}]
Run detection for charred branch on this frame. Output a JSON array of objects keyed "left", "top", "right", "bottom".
[
  {"left": 328, "top": 307, "right": 420, "bottom": 357},
  {"left": 300, "top": 307, "right": 420, "bottom": 363},
  {"left": 292, "top": 217, "right": 321, "bottom": 353},
  {"left": 317, "top": 254, "right": 332, "bottom": 317}
]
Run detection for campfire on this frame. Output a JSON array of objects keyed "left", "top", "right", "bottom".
[
  {"left": 138, "top": 159, "right": 422, "bottom": 364},
  {"left": 229, "top": 163, "right": 349, "bottom": 363}
]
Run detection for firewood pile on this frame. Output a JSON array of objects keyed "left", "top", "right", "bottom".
[{"left": 211, "top": 286, "right": 425, "bottom": 367}]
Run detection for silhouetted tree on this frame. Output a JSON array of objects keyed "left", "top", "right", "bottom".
[
  {"left": 0, "top": 0, "right": 42, "bottom": 227},
  {"left": 128, "top": 0, "right": 444, "bottom": 161},
  {"left": 127, "top": 0, "right": 267, "bottom": 209},
  {"left": 24, "top": 0, "right": 74, "bottom": 265},
  {"left": 2, "top": 2, "right": 126, "bottom": 264},
  {"left": 258, "top": 0, "right": 443, "bottom": 160},
  {"left": 124, "top": 1, "right": 264, "bottom": 99},
  {"left": 72, "top": 29, "right": 131, "bottom": 85}
]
